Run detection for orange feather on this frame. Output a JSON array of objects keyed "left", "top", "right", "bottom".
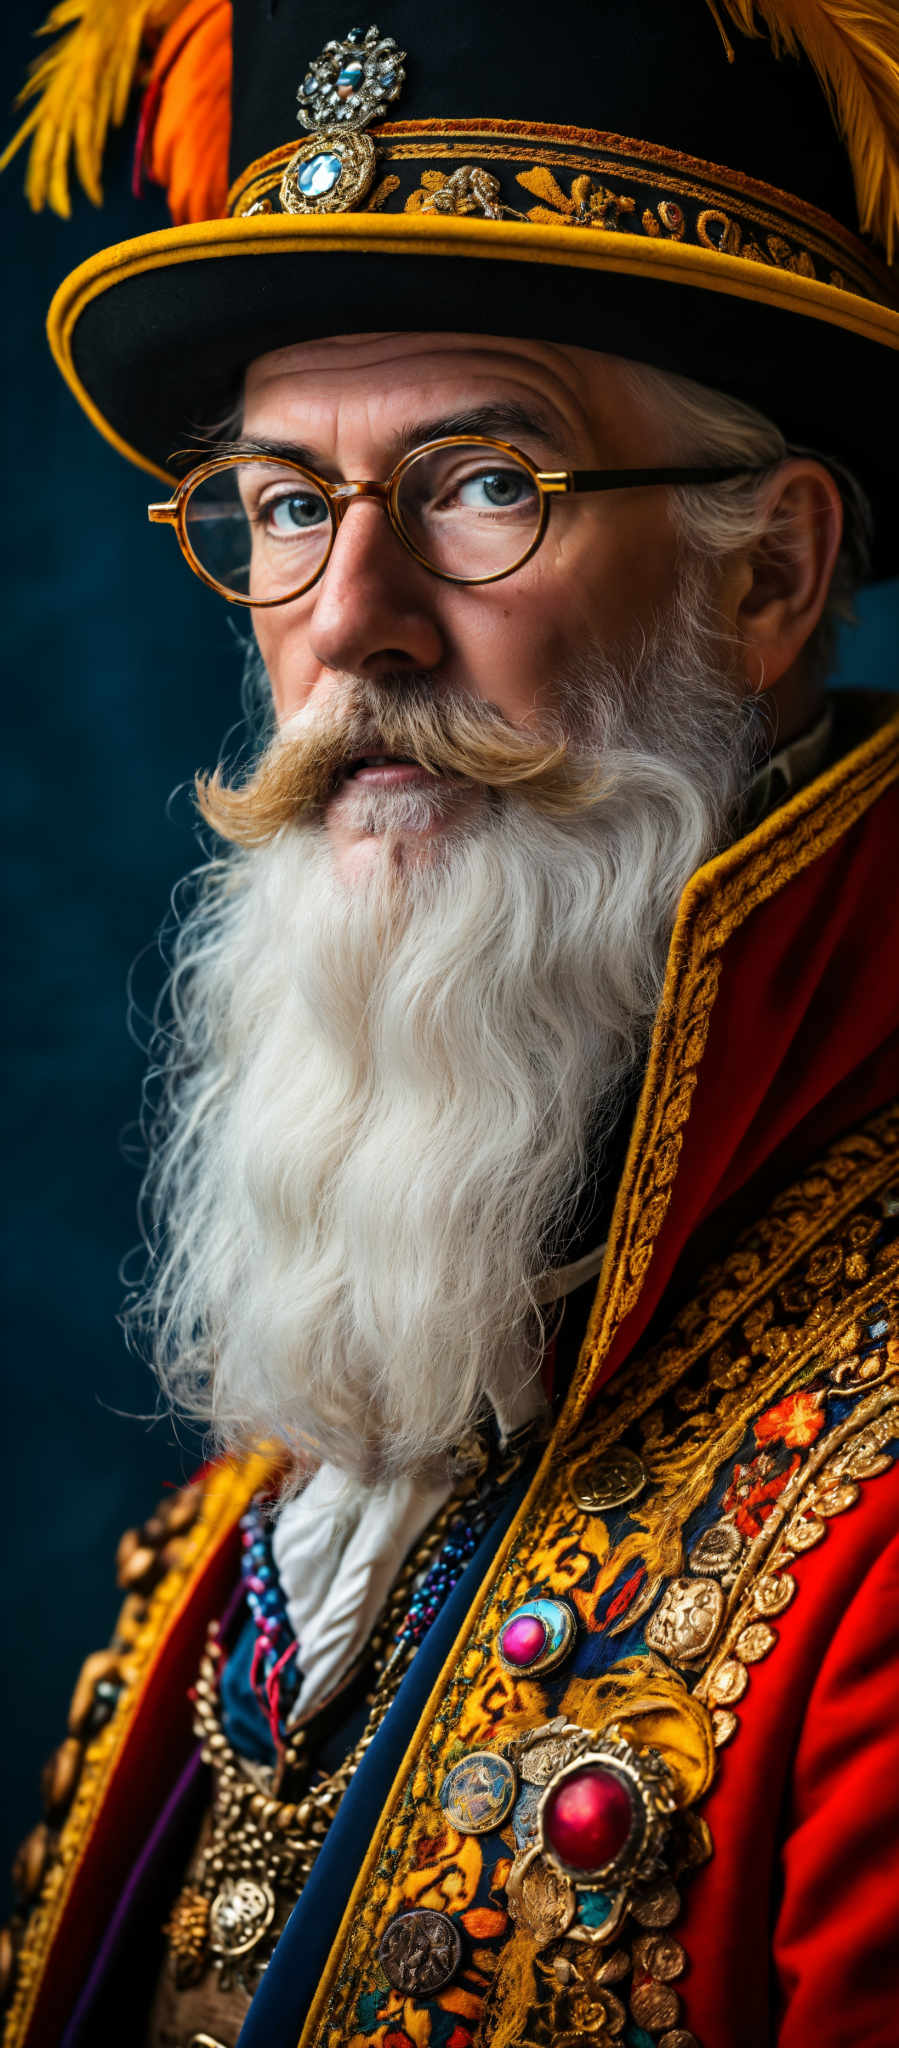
[{"left": 142, "top": 0, "right": 231, "bottom": 224}]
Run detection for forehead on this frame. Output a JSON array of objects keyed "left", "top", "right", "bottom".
[{"left": 241, "top": 332, "right": 656, "bottom": 462}]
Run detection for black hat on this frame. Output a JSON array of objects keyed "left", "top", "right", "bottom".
[{"left": 7, "top": 0, "right": 899, "bottom": 572}]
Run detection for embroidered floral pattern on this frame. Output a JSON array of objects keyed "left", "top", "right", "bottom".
[
  {"left": 405, "top": 166, "right": 507, "bottom": 218},
  {"left": 307, "top": 1116, "right": 899, "bottom": 2048},
  {"left": 225, "top": 121, "right": 890, "bottom": 306},
  {"left": 516, "top": 166, "right": 636, "bottom": 229}
]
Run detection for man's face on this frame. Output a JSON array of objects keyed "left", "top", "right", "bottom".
[{"left": 243, "top": 333, "right": 683, "bottom": 882}]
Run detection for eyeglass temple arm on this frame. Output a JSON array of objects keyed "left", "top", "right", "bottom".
[
  {"left": 547, "top": 464, "right": 767, "bottom": 495},
  {"left": 148, "top": 500, "right": 250, "bottom": 526}
]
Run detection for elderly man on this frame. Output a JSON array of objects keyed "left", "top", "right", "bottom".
[{"left": 3, "top": 3, "right": 898, "bottom": 2046}]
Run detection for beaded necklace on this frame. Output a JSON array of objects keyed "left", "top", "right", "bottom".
[
  {"left": 240, "top": 1503, "right": 302, "bottom": 1740},
  {"left": 239, "top": 1455, "right": 521, "bottom": 1748},
  {"left": 165, "top": 1424, "right": 540, "bottom": 1993}
]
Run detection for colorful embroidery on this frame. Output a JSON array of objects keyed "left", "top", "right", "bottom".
[
  {"left": 301, "top": 1118, "right": 899, "bottom": 2048},
  {"left": 226, "top": 119, "right": 890, "bottom": 306}
]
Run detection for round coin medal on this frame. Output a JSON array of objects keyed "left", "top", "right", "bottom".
[
  {"left": 506, "top": 1845, "right": 576, "bottom": 1947},
  {"left": 378, "top": 1907, "right": 461, "bottom": 1994},
  {"left": 569, "top": 1446, "right": 648, "bottom": 1512},
  {"left": 439, "top": 1750, "right": 517, "bottom": 1834}
]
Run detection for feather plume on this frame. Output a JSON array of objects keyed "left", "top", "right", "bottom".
[
  {"left": 0, "top": 0, "right": 188, "bottom": 217},
  {"left": 711, "top": 1, "right": 899, "bottom": 260},
  {"left": 138, "top": 0, "right": 231, "bottom": 225}
]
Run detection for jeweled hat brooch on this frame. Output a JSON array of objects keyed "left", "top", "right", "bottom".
[
  {"left": 3, "top": 0, "right": 899, "bottom": 575},
  {"left": 275, "top": 24, "right": 406, "bottom": 216}
]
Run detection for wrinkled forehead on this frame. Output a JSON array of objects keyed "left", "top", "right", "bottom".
[{"left": 240, "top": 332, "right": 664, "bottom": 466}]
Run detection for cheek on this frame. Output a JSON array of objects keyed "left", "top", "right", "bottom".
[
  {"left": 252, "top": 611, "right": 317, "bottom": 723},
  {"left": 449, "top": 510, "right": 679, "bottom": 720}
]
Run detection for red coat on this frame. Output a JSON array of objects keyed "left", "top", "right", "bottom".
[{"left": 3, "top": 698, "right": 898, "bottom": 2048}]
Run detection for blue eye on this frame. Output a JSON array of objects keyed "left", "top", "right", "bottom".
[
  {"left": 265, "top": 491, "right": 329, "bottom": 533},
  {"left": 457, "top": 468, "right": 535, "bottom": 511}
]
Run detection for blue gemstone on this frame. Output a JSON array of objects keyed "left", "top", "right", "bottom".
[
  {"left": 297, "top": 150, "right": 343, "bottom": 197},
  {"left": 303, "top": 74, "right": 317, "bottom": 96},
  {"left": 576, "top": 1891, "right": 614, "bottom": 1929},
  {"left": 337, "top": 59, "right": 364, "bottom": 91},
  {"left": 347, "top": 25, "right": 363, "bottom": 42},
  {"left": 379, "top": 69, "right": 395, "bottom": 85}
]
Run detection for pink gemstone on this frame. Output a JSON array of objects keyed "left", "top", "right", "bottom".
[
  {"left": 500, "top": 1613, "right": 548, "bottom": 1668},
  {"left": 543, "top": 1766, "right": 634, "bottom": 1871}
]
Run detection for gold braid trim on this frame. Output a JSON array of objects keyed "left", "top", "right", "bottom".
[
  {"left": 2, "top": 1449, "right": 278, "bottom": 2047},
  {"left": 299, "top": 1116, "right": 899, "bottom": 2046},
  {"left": 565, "top": 702, "right": 899, "bottom": 1444},
  {"left": 225, "top": 120, "right": 893, "bottom": 305},
  {"left": 297, "top": 705, "right": 899, "bottom": 2044}
]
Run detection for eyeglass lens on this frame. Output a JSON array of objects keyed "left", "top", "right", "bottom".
[
  {"left": 394, "top": 443, "right": 542, "bottom": 581},
  {"left": 182, "top": 444, "right": 544, "bottom": 600},
  {"left": 184, "top": 461, "right": 333, "bottom": 601}
]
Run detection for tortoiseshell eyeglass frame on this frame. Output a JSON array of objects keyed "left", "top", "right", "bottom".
[{"left": 148, "top": 435, "right": 761, "bottom": 607}]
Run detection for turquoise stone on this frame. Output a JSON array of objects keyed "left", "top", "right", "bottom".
[
  {"left": 576, "top": 1890, "right": 614, "bottom": 1928},
  {"left": 297, "top": 151, "right": 343, "bottom": 197},
  {"left": 336, "top": 59, "right": 364, "bottom": 95}
]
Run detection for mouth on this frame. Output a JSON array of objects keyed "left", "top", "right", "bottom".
[{"left": 339, "top": 755, "right": 438, "bottom": 787}]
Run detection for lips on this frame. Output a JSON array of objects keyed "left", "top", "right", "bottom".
[{"left": 341, "top": 755, "right": 435, "bottom": 786}]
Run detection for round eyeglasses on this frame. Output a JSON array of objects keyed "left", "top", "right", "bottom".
[{"left": 148, "top": 437, "right": 758, "bottom": 607}]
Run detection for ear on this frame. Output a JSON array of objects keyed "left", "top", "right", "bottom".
[{"left": 734, "top": 458, "right": 844, "bottom": 694}]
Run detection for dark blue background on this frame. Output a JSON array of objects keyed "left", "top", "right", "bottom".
[{"left": 2, "top": 0, "right": 897, "bottom": 1908}]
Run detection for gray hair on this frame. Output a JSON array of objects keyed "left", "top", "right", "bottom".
[{"left": 618, "top": 359, "right": 872, "bottom": 688}]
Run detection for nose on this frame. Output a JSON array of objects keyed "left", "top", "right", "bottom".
[{"left": 305, "top": 496, "right": 445, "bottom": 678}]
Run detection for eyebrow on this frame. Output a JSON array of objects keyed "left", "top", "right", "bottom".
[{"left": 202, "top": 400, "right": 566, "bottom": 476}]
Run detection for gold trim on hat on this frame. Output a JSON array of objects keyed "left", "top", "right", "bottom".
[{"left": 46, "top": 211, "right": 899, "bottom": 486}]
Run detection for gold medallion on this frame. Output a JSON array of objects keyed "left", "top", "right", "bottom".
[
  {"left": 506, "top": 1845, "right": 576, "bottom": 1947},
  {"left": 645, "top": 1575, "right": 725, "bottom": 1665},
  {"left": 706, "top": 1657, "right": 749, "bottom": 1706},
  {"left": 569, "top": 1446, "right": 648, "bottom": 1512},
  {"left": 632, "top": 1929, "right": 686, "bottom": 1981},
  {"left": 752, "top": 1570, "right": 797, "bottom": 1616},
  {"left": 518, "top": 1721, "right": 590, "bottom": 1787},
  {"left": 630, "top": 1976, "right": 680, "bottom": 2029},
  {"left": 629, "top": 1877, "right": 681, "bottom": 1927},
  {"left": 734, "top": 1620, "right": 777, "bottom": 1663},
  {"left": 688, "top": 1518, "right": 743, "bottom": 1579},
  {"left": 208, "top": 1875, "right": 277, "bottom": 1959}
]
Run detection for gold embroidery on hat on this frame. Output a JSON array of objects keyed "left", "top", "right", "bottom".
[
  {"left": 517, "top": 167, "right": 637, "bottom": 228},
  {"left": 642, "top": 199, "right": 686, "bottom": 240},
  {"left": 417, "top": 165, "right": 507, "bottom": 218},
  {"left": 226, "top": 121, "right": 887, "bottom": 305},
  {"left": 364, "top": 174, "right": 402, "bottom": 212}
]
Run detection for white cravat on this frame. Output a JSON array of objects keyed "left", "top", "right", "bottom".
[{"left": 271, "top": 1369, "right": 549, "bottom": 1723}]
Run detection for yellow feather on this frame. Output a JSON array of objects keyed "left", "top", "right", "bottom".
[
  {"left": 0, "top": 0, "right": 188, "bottom": 215},
  {"left": 711, "top": 1, "right": 899, "bottom": 260}
]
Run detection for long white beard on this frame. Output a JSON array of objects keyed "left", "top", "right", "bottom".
[{"left": 131, "top": 586, "right": 763, "bottom": 1483}]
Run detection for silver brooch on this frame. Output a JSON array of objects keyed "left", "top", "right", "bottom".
[{"left": 280, "top": 24, "right": 406, "bottom": 216}]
